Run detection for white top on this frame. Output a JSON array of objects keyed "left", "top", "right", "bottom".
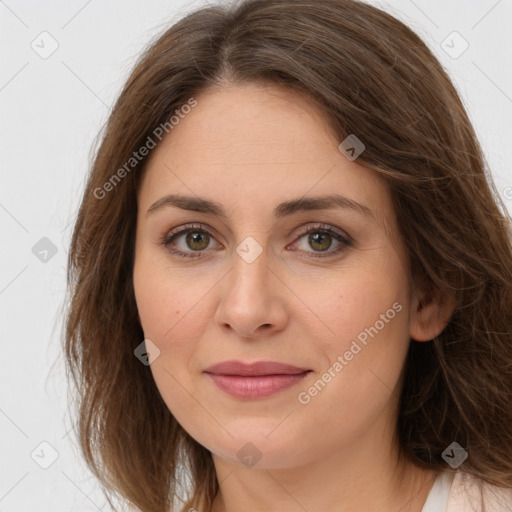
[
  {"left": 421, "top": 470, "right": 512, "bottom": 512},
  {"left": 421, "top": 471, "right": 454, "bottom": 512}
]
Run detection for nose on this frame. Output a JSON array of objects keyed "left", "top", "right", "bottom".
[{"left": 214, "top": 246, "right": 288, "bottom": 339}]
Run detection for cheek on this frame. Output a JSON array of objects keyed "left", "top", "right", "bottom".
[
  {"left": 133, "top": 260, "right": 211, "bottom": 432},
  {"left": 299, "top": 257, "right": 410, "bottom": 355},
  {"left": 292, "top": 260, "right": 411, "bottom": 425},
  {"left": 133, "top": 247, "right": 212, "bottom": 346},
  {"left": 132, "top": 250, "right": 217, "bottom": 390},
  {"left": 135, "top": 281, "right": 209, "bottom": 379}
]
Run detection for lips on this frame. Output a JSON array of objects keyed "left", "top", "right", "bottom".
[
  {"left": 203, "top": 360, "right": 310, "bottom": 376},
  {"left": 203, "top": 360, "right": 312, "bottom": 399}
]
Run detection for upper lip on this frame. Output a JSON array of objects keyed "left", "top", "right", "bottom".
[{"left": 203, "top": 360, "right": 311, "bottom": 376}]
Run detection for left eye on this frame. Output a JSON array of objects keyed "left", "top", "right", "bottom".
[
  {"left": 161, "top": 223, "right": 352, "bottom": 259},
  {"left": 289, "top": 224, "right": 353, "bottom": 258}
]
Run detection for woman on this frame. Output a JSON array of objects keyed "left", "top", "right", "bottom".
[{"left": 63, "top": 1, "right": 512, "bottom": 511}]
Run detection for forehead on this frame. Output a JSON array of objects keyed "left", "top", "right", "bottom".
[{"left": 138, "top": 83, "right": 392, "bottom": 223}]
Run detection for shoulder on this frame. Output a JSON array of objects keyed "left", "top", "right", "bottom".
[{"left": 447, "top": 470, "right": 512, "bottom": 511}]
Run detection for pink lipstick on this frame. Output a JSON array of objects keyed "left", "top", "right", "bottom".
[{"left": 203, "top": 360, "right": 312, "bottom": 399}]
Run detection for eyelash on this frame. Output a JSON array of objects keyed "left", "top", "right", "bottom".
[{"left": 160, "top": 223, "right": 353, "bottom": 260}]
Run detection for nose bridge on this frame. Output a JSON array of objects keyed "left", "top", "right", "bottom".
[
  {"left": 229, "top": 229, "right": 269, "bottom": 288},
  {"left": 215, "top": 237, "right": 286, "bottom": 336},
  {"left": 229, "top": 240, "right": 271, "bottom": 307}
]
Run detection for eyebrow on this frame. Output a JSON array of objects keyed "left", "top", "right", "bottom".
[{"left": 146, "top": 193, "right": 374, "bottom": 220}]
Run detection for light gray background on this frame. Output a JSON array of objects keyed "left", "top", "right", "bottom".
[{"left": 1, "top": 0, "right": 511, "bottom": 510}]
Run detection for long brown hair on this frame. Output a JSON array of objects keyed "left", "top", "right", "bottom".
[{"left": 63, "top": 0, "right": 512, "bottom": 510}]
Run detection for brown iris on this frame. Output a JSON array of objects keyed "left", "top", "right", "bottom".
[
  {"left": 186, "top": 231, "right": 210, "bottom": 251},
  {"left": 308, "top": 232, "right": 332, "bottom": 252}
]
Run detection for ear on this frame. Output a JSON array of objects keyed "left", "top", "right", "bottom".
[{"left": 409, "top": 288, "right": 455, "bottom": 342}]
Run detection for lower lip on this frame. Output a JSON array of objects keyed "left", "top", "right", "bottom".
[{"left": 205, "top": 372, "right": 311, "bottom": 399}]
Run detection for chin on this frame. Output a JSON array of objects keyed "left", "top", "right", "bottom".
[{"left": 201, "top": 427, "right": 309, "bottom": 470}]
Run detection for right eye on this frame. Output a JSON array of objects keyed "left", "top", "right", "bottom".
[{"left": 160, "top": 223, "right": 221, "bottom": 258}]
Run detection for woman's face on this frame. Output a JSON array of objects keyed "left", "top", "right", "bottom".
[{"left": 133, "top": 83, "right": 432, "bottom": 469}]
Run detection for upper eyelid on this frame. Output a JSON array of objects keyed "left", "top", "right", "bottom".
[
  {"left": 166, "top": 223, "right": 220, "bottom": 241},
  {"left": 294, "top": 223, "right": 351, "bottom": 242},
  {"left": 165, "top": 222, "right": 348, "bottom": 240}
]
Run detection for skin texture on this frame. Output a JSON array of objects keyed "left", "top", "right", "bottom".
[{"left": 133, "top": 83, "right": 453, "bottom": 512}]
